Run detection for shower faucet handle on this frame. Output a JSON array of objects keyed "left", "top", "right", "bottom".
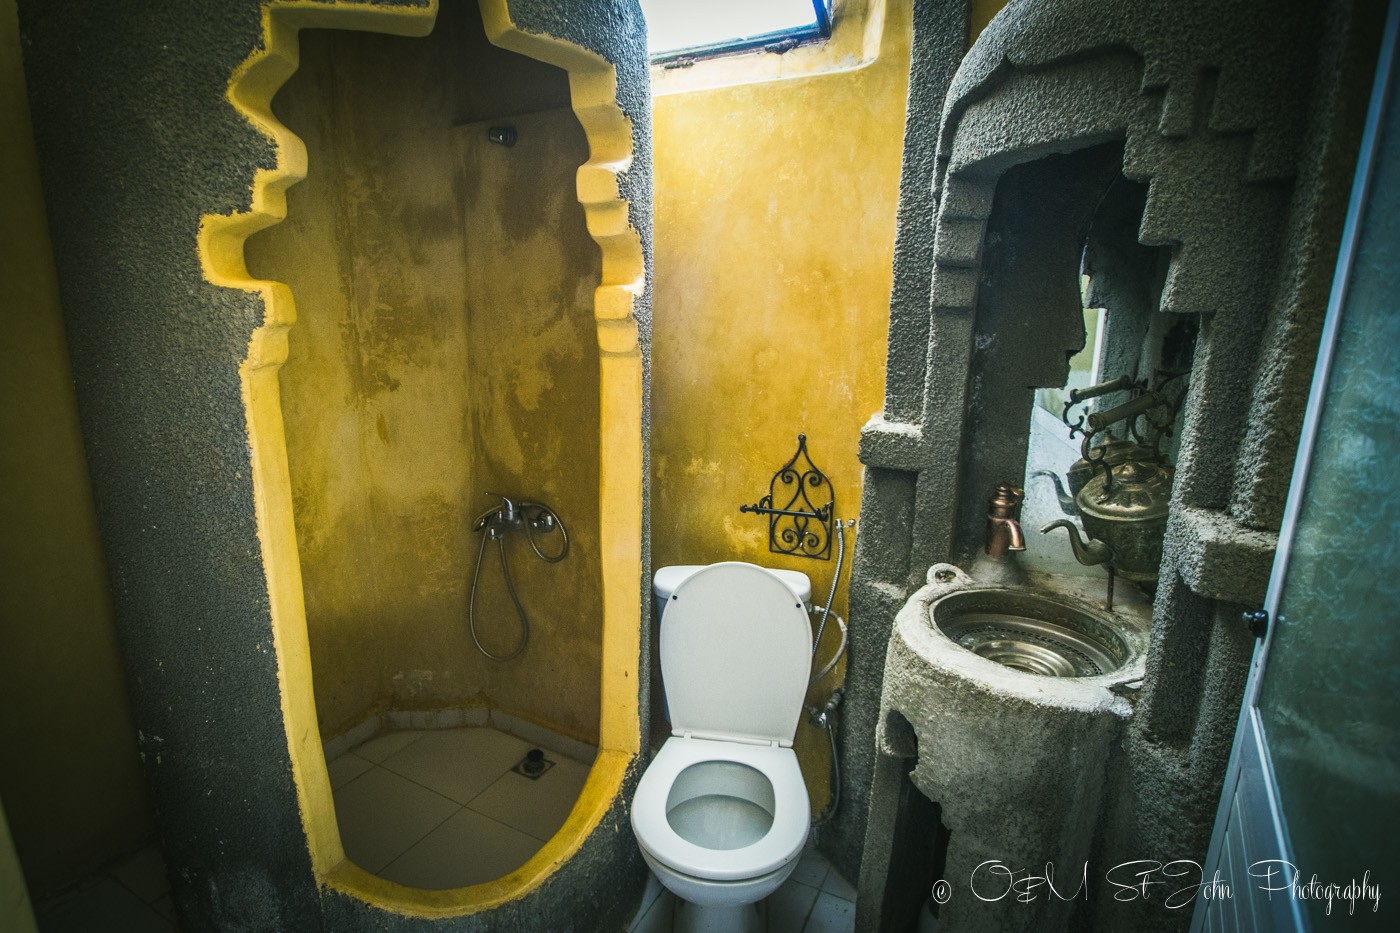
[{"left": 486, "top": 492, "right": 518, "bottom": 522}]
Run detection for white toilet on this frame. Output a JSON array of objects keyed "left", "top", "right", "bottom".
[{"left": 632, "top": 562, "right": 814, "bottom": 933}]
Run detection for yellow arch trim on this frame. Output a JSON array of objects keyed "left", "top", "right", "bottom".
[{"left": 197, "top": 0, "right": 643, "bottom": 918}]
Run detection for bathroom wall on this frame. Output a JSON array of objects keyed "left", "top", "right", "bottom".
[
  {"left": 649, "top": 0, "right": 907, "bottom": 816},
  {"left": 0, "top": 0, "right": 152, "bottom": 896},
  {"left": 649, "top": 0, "right": 1005, "bottom": 813},
  {"left": 457, "top": 108, "right": 605, "bottom": 743},
  {"left": 245, "top": 0, "right": 604, "bottom": 744}
]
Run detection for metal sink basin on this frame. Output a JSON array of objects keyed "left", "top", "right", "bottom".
[{"left": 931, "top": 588, "right": 1131, "bottom": 677}]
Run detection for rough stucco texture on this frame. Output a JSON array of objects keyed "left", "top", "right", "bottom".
[
  {"left": 825, "top": 0, "right": 974, "bottom": 881},
  {"left": 0, "top": 0, "right": 153, "bottom": 897},
  {"left": 845, "top": 0, "right": 1378, "bottom": 929}
]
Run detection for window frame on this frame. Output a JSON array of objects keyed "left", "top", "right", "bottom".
[{"left": 647, "top": 0, "right": 834, "bottom": 65}]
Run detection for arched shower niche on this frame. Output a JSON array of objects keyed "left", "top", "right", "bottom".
[{"left": 200, "top": 0, "right": 646, "bottom": 916}]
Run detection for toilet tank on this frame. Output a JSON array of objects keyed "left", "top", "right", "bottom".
[{"left": 652, "top": 564, "right": 813, "bottom": 623}]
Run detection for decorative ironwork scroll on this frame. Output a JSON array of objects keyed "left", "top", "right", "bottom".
[{"left": 739, "top": 434, "right": 834, "bottom": 560}]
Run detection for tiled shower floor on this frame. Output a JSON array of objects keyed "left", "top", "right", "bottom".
[{"left": 328, "top": 725, "right": 592, "bottom": 889}]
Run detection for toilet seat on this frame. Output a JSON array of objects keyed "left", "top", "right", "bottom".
[{"left": 632, "top": 736, "right": 810, "bottom": 882}]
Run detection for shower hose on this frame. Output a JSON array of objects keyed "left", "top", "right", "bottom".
[{"left": 468, "top": 501, "right": 568, "bottom": 661}]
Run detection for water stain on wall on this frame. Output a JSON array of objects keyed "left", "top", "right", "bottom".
[{"left": 245, "top": 0, "right": 603, "bottom": 745}]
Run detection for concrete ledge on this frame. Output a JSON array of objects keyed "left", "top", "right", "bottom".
[
  {"left": 1167, "top": 506, "right": 1279, "bottom": 605},
  {"left": 858, "top": 415, "right": 924, "bottom": 471},
  {"left": 932, "top": 217, "right": 986, "bottom": 268},
  {"left": 928, "top": 265, "right": 979, "bottom": 311}
]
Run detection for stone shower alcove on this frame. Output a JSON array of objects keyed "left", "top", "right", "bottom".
[
  {"left": 245, "top": 1, "right": 607, "bottom": 747},
  {"left": 199, "top": 0, "right": 645, "bottom": 917}
]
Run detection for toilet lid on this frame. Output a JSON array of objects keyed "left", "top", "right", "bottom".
[{"left": 660, "top": 562, "right": 813, "bottom": 746}]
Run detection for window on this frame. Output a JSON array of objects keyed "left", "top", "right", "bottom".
[{"left": 641, "top": 0, "right": 834, "bottom": 63}]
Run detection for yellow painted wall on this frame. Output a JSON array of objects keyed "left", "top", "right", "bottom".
[
  {"left": 245, "top": 0, "right": 604, "bottom": 744},
  {"left": 457, "top": 108, "right": 605, "bottom": 743},
  {"left": 0, "top": 0, "right": 154, "bottom": 896},
  {"left": 649, "top": 0, "right": 911, "bottom": 813},
  {"left": 649, "top": 0, "right": 1007, "bottom": 812},
  {"left": 971, "top": 0, "right": 1012, "bottom": 43}
]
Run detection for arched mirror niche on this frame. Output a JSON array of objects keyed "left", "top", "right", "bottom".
[{"left": 950, "top": 143, "right": 1196, "bottom": 602}]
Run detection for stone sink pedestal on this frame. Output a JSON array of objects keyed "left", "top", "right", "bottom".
[{"left": 856, "top": 564, "right": 1149, "bottom": 933}]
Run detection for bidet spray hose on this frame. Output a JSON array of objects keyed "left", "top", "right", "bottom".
[
  {"left": 810, "top": 518, "right": 850, "bottom": 681},
  {"left": 809, "top": 612, "right": 847, "bottom": 685},
  {"left": 813, "top": 710, "right": 843, "bottom": 825},
  {"left": 808, "top": 520, "right": 851, "bottom": 823}
]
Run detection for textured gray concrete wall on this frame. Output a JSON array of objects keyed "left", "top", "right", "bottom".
[
  {"left": 845, "top": 0, "right": 1381, "bottom": 930},
  {"left": 824, "top": 0, "right": 972, "bottom": 883},
  {"left": 17, "top": 0, "right": 652, "bottom": 930}
]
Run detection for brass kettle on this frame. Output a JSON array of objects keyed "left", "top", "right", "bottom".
[
  {"left": 1041, "top": 382, "right": 1181, "bottom": 606},
  {"left": 1066, "top": 433, "right": 1150, "bottom": 501},
  {"left": 1042, "top": 456, "right": 1173, "bottom": 585}
]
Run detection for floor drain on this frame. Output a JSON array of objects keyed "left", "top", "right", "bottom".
[{"left": 513, "top": 748, "right": 554, "bottom": 780}]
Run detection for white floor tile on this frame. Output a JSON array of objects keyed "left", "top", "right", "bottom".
[
  {"left": 109, "top": 844, "right": 170, "bottom": 903},
  {"left": 766, "top": 878, "right": 820, "bottom": 931},
  {"left": 322, "top": 714, "right": 384, "bottom": 760},
  {"left": 635, "top": 870, "right": 664, "bottom": 919},
  {"left": 36, "top": 877, "right": 174, "bottom": 932},
  {"left": 378, "top": 728, "right": 533, "bottom": 805},
  {"left": 353, "top": 729, "right": 426, "bottom": 763},
  {"left": 790, "top": 850, "right": 830, "bottom": 889},
  {"left": 465, "top": 754, "right": 590, "bottom": 840},
  {"left": 333, "top": 767, "right": 458, "bottom": 872},
  {"left": 804, "top": 891, "right": 855, "bottom": 933},
  {"left": 326, "top": 752, "right": 374, "bottom": 790},
  {"left": 490, "top": 710, "right": 598, "bottom": 764},
  {"left": 376, "top": 809, "right": 542, "bottom": 890},
  {"left": 819, "top": 867, "right": 856, "bottom": 901},
  {"left": 627, "top": 889, "right": 674, "bottom": 933}
]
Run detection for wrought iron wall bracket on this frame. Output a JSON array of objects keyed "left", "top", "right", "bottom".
[{"left": 739, "top": 434, "right": 835, "bottom": 560}]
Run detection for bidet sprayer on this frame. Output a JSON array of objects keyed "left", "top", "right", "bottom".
[{"left": 809, "top": 687, "right": 845, "bottom": 728}]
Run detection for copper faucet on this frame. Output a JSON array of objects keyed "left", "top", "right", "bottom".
[{"left": 985, "top": 483, "right": 1026, "bottom": 557}]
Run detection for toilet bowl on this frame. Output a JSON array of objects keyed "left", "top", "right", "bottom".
[{"left": 632, "top": 562, "right": 814, "bottom": 933}]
